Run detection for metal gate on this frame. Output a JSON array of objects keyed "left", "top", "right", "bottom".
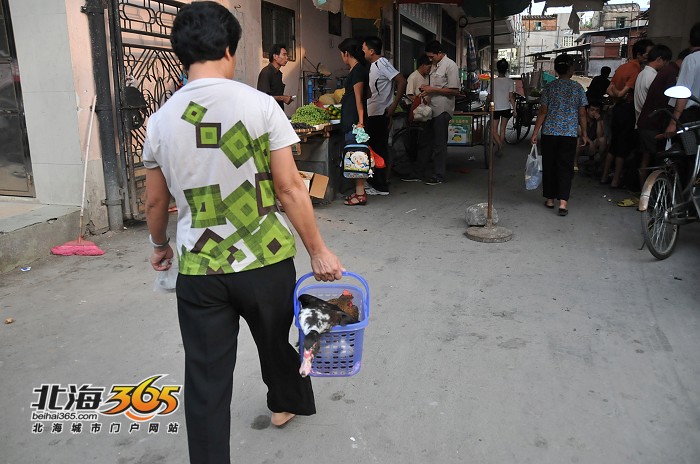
[{"left": 109, "top": 0, "right": 184, "bottom": 219}]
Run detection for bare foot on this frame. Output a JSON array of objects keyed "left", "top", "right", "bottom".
[{"left": 271, "top": 412, "right": 296, "bottom": 427}]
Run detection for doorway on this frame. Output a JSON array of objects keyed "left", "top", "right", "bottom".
[{"left": 0, "top": 0, "right": 33, "bottom": 197}]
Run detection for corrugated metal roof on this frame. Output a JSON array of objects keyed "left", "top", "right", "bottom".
[
  {"left": 526, "top": 43, "right": 590, "bottom": 57},
  {"left": 522, "top": 14, "right": 557, "bottom": 20},
  {"left": 602, "top": 3, "right": 640, "bottom": 13}
]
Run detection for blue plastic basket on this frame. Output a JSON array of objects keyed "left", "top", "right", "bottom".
[{"left": 294, "top": 272, "right": 370, "bottom": 377}]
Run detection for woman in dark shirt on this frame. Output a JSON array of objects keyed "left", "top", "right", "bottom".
[{"left": 338, "top": 38, "right": 370, "bottom": 206}]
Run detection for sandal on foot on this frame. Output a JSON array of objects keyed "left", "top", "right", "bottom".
[
  {"left": 544, "top": 200, "right": 554, "bottom": 209},
  {"left": 558, "top": 207, "right": 568, "bottom": 216},
  {"left": 344, "top": 193, "right": 367, "bottom": 206}
]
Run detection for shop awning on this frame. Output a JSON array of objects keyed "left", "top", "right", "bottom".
[
  {"left": 462, "top": 0, "right": 530, "bottom": 19},
  {"left": 575, "top": 25, "right": 648, "bottom": 43},
  {"left": 525, "top": 43, "right": 590, "bottom": 57},
  {"left": 464, "top": 17, "right": 515, "bottom": 49}
]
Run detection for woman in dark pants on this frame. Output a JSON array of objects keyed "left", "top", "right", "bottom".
[{"left": 530, "top": 54, "right": 589, "bottom": 216}]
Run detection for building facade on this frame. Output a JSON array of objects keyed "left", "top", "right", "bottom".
[{"left": 0, "top": 0, "right": 511, "bottom": 238}]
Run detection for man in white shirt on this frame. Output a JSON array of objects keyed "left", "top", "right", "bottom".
[
  {"left": 144, "top": 3, "right": 343, "bottom": 461},
  {"left": 406, "top": 54, "right": 432, "bottom": 96},
  {"left": 665, "top": 22, "right": 700, "bottom": 137},
  {"left": 362, "top": 37, "right": 407, "bottom": 195},
  {"left": 400, "top": 54, "right": 434, "bottom": 183},
  {"left": 419, "top": 40, "right": 460, "bottom": 185},
  {"left": 634, "top": 44, "right": 672, "bottom": 121},
  {"left": 634, "top": 44, "right": 671, "bottom": 187}
]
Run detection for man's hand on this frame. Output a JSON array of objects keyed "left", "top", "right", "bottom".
[
  {"left": 530, "top": 133, "right": 538, "bottom": 145},
  {"left": 664, "top": 120, "right": 677, "bottom": 139},
  {"left": 281, "top": 95, "right": 293, "bottom": 105},
  {"left": 579, "top": 136, "right": 590, "bottom": 147},
  {"left": 310, "top": 248, "right": 344, "bottom": 282},
  {"left": 150, "top": 245, "right": 174, "bottom": 271}
]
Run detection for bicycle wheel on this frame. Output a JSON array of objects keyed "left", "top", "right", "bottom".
[
  {"left": 641, "top": 173, "right": 680, "bottom": 260},
  {"left": 504, "top": 115, "right": 522, "bottom": 144}
]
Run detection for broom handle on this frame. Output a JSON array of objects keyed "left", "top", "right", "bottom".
[{"left": 79, "top": 95, "right": 98, "bottom": 239}]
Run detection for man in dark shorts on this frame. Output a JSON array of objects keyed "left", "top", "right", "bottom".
[{"left": 599, "top": 39, "right": 654, "bottom": 188}]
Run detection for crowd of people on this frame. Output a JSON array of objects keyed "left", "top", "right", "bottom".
[
  {"left": 332, "top": 37, "right": 462, "bottom": 205},
  {"left": 581, "top": 23, "right": 700, "bottom": 193},
  {"left": 142, "top": 4, "right": 700, "bottom": 462}
]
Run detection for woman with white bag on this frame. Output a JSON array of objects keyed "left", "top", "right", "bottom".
[{"left": 530, "top": 54, "right": 589, "bottom": 216}]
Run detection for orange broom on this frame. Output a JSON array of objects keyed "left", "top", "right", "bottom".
[{"left": 52, "top": 95, "right": 105, "bottom": 256}]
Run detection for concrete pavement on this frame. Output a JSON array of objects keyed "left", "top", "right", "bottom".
[{"left": 1, "top": 140, "right": 699, "bottom": 464}]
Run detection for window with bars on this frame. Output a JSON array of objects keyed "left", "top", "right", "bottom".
[{"left": 261, "top": 2, "right": 296, "bottom": 61}]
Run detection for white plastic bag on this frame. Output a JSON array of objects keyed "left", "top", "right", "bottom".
[
  {"left": 154, "top": 260, "right": 178, "bottom": 293},
  {"left": 525, "top": 144, "right": 542, "bottom": 190},
  {"left": 413, "top": 103, "right": 432, "bottom": 122}
]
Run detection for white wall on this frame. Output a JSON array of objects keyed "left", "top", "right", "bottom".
[
  {"left": 239, "top": 0, "right": 352, "bottom": 116},
  {"left": 647, "top": 0, "right": 700, "bottom": 56},
  {"left": 7, "top": 0, "right": 108, "bottom": 231},
  {"left": 9, "top": 0, "right": 83, "bottom": 205}
]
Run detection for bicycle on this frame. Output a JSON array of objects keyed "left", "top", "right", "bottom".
[
  {"left": 639, "top": 86, "right": 700, "bottom": 260},
  {"left": 505, "top": 94, "right": 539, "bottom": 144}
]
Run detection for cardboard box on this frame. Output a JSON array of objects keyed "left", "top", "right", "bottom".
[{"left": 298, "top": 171, "right": 329, "bottom": 199}]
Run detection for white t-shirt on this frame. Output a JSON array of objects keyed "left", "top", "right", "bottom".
[
  {"left": 406, "top": 69, "right": 428, "bottom": 96},
  {"left": 428, "top": 55, "right": 460, "bottom": 117},
  {"left": 492, "top": 77, "right": 515, "bottom": 111},
  {"left": 143, "top": 78, "right": 300, "bottom": 275},
  {"left": 367, "top": 57, "right": 400, "bottom": 116},
  {"left": 634, "top": 65, "right": 657, "bottom": 118},
  {"left": 670, "top": 50, "right": 700, "bottom": 109}
]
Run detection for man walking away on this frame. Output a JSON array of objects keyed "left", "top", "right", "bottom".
[
  {"left": 419, "top": 40, "right": 460, "bottom": 185},
  {"left": 362, "top": 36, "right": 407, "bottom": 195},
  {"left": 145, "top": 3, "right": 344, "bottom": 462}
]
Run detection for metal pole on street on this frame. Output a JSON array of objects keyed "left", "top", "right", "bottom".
[{"left": 465, "top": 0, "right": 513, "bottom": 243}]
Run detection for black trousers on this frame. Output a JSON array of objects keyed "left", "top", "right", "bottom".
[
  {"left": 365, "top": 114, "right": 390, "bottom": 190},
  {"left": 176, "top": 258, "right": 314, "bottom": 464},
  {"left": 541, "top": 134, "right": 577, "bottom": 201}
]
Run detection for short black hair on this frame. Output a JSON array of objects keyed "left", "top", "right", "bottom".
[
  {"left": 171, "top": 1, "right": 242, "bottom": 70},
  {"left": 600, "top": 66, "right": 611, "bottom": 76},
  {"left": 363, "top": 37, "right": 383, "bottom": 56},
  {"left": 496, "top": 58, "right": 509, "bottom": 74},
  {"left": 648, "top": 44, "right": 672, "bottom": 62},
  {"left": 416, "top": 54, "right": 431, "bottom": 67},
  {"left": 553, "top": 53, "right": 573, "bottom": 75},
  {"left": 632, "top": 38, "right": 654, "bottom": 59},
  {"left": 269, "top": 43, "right": 287, "bottom": 62},
  {"left": 690, "top": 22, "right": 700, "bottom": 47},
  {"left": 678, "top": 48, "right": 691, "bottom": 60},
  {"left": 587, "top": 100, "right": 602, "bottom": 110},
  {"left": 425, "top": 40, "right": 444, "bottom": 54}
]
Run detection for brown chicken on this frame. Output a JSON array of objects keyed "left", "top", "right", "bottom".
[{"left": 326, "top": 290, "right": 360, "bottom": 321}]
